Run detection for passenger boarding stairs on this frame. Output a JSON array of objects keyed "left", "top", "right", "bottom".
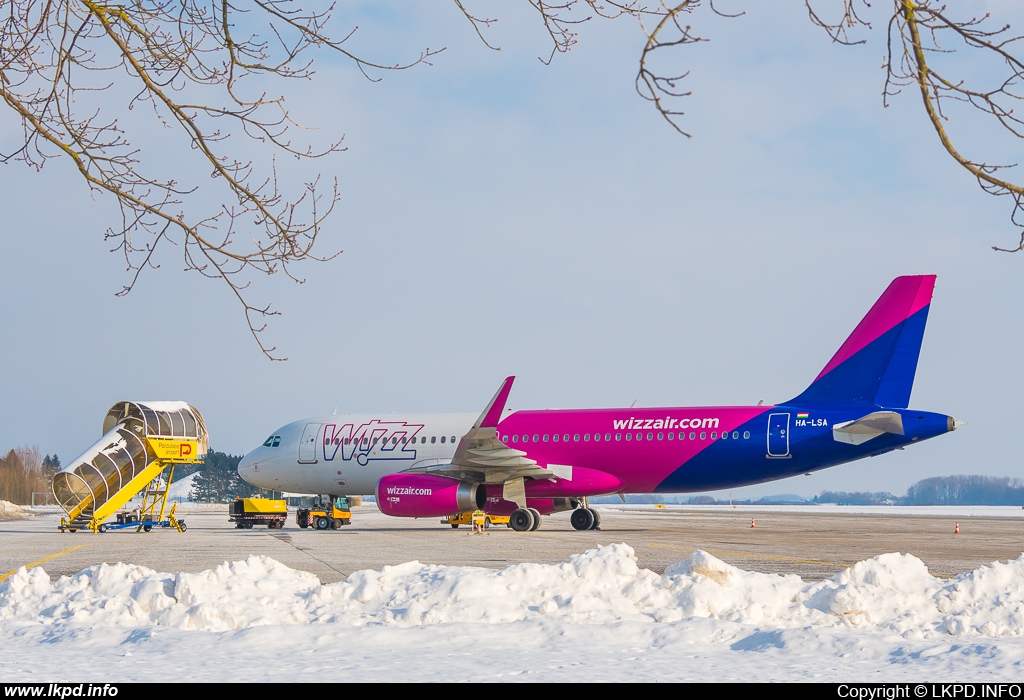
[
  {"left": 52, "top": 401, "right": 207, "bottom": 533},
  {"left": 63, "top": 505, "right": 96, "bottom": 532}
]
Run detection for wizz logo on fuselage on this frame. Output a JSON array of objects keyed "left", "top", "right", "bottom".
[{"left": 322, "top": 420, "right": 424, "bottom": 466}]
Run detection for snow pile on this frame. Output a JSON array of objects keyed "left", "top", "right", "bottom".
[
  {"left": 167, "top": 471, "right": 197, "bottom": 501},
  {"left": 0, "top": 499, "right": 32, "bottom": 520},
  {"left": 2, "top": 544, "right": 1024, "bottom": 640}
]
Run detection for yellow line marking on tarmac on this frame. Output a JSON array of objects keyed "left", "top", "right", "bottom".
[
  {"left": 0, "top": 544, "right": 94, "bottom": 584},
  {"left": 649, "top": 542, "right": 849, "bottom": 569}
]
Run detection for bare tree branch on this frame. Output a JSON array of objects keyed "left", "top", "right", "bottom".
[
  {"left": 7, "top": 1, "right": 1024, "bottom": 362},
  {"left": 0, "top": 1, "right": 442, "bottom": 360}
]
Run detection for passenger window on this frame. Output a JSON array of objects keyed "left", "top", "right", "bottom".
[
  {"left": 615, "top": 433, "right": 621, "bottom": 441},
  {"left": 553, "top": 434, "right": 559, "bottom": 442},
  {"left": 501, "top": 435, "right": 508, "bottom": 443},
  {"left": 574, "top": 434, "right": 580, "bottom": 442},
  {"left": 522, "top": 435, "right": 529, "bottom": 444},
  {"left": 646, "top": 433, "right": 653, "bottom": 441},
  {"left": 657, "top": 432, "right": 663, "bottom": 440},
  {"left": 593, "top": 433, "right": 600, "bottom": 442},
  {"left": 563, "top": 434, "right": 569, "bottom": 442},
  {"left": 543, "top": 434, "right": 549, "bottom": 442},
  {"left": 689, "top": 432, "right": 696, "bottom": 440},
  {"left": 667, "top": 432, "right": 674, "bottom": 440},
  {"left": 392, "top": 437, "right": 398, "bottom": 444},
  {"left": 743, "top": 431, "right": 750, "bottom": 439},
  {"left": 721, "top": 432, "right": 727, "bottom": 440},
  {"left": 733, "top": 431, "right": 740, "bottom": 439},
  {"left": 441, "top": 436, "right": 446, "bottom": 444},
  {"left": 711, "top": 432, "right": 717, "bottom": 440},
  {"left": 700, "top": 432, "right": 707, "bottom": 440},
  {"left": 625, "top": 433, "right": 632, "bottom": 441},
  {"left": 584, "top": 434, "right": 590, "bottom": 442},
  {"left": 533, "top": 434, "right": 540, "bottom": 442},
  {"left": 605, "top": 433, "right": 611, "bottom": 441},
  {"left": 451, "top": 436, "right": 456, "bottom": 443},
  {"left": 431, "top": 436, "right": 437, "bottom": 444}
]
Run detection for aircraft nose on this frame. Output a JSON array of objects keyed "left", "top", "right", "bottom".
[{"left": 237, "top": 450, "right": 258, "bottom": 478}]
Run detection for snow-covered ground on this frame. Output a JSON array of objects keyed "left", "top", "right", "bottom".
[
  {"left": 2, "top": 541, "right": 1024, "bottom": 681},
  {"left": 611, "top": 504, "right": 1024, "bottom": 518}
]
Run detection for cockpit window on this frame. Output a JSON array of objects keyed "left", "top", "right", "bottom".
[{"left": 263, "top": 435, "right": 281, "bottom": 447}]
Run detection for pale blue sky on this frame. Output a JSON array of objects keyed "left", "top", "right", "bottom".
[{"left": 2, "top": 2, "right": 1022, "bottom": 500}]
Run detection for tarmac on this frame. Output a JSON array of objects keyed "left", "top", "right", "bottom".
[{"left": 2, "top": 503, "right": 1022, "bottom": 584}]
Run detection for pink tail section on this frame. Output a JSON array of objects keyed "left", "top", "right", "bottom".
[
  {"left": 815, "top": 276, "right": 935, "bottom": 382},
  {"left": 791, "top": 275, "right": 936, "bottom": 407}
]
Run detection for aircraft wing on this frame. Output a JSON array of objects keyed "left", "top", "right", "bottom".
[
  {"left": 406, "top": 376, "right": 555, "bottom": 485},
  {"left": 832, "top": 411, "right": 905, "bottom": 445}
]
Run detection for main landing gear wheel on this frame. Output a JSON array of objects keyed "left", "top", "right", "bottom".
[
  {"left": 528, "top": 508, "right": 542, "bottom": 531},
  {"left": 509, "top": 508, "right": 535, "bottom": 532},
  {"left": 315, "top": 516, "right": 331, "bottom": 530},
  {"left": 570, "top": 508, "right": 595, "bottom": 531},
  {"left": 588, "top": 508, "right": 601, "bottom": 530}
]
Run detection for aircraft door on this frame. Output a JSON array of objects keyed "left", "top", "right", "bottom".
[
  {"left": 298, "top": 423, "right": 322, "bottom": 463},
  {"left": 767, "top": 413, "right": 790, "bottom": 457}
]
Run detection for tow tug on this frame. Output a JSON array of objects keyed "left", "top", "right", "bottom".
[{"left": 297, "top": 495, "right": 352, "bottom": 530}]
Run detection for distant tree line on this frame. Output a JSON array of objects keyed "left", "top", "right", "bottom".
[
  {"left": 593, "top": 475, "right": 1024, "bottom": 507},
  {"left": 813, "top": 491, "right": 900, "bottom": 506},
  {"left": 813, "top": 476, "right": 1024, "bottom": 506},
  {"left": 0, "top": 445, "right": 270, "bottom": 505},
  {"left": 5, "top": 443, "right": 1021, "bottom": 507},
  {"left": 0, "top": 447, "right": 58, "bottom": 504}
]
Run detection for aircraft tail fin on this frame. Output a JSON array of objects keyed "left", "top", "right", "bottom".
[{"left": 789, "top": 275, "right": 936, "bottom": 408}]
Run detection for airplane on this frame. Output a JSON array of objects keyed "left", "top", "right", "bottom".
[{"left": 238, "top": 274, "right": 958, "bottom": 532}]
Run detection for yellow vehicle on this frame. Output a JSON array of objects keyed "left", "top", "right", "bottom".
[
  {"left": 442, "top": 511, "right": 511, "bottom": 529},
  {"left": 297, "top": 496, "right": 352, "bottom": 530},
  {"left": 229, "top": 497, "right": 287, "bottom": 529}
]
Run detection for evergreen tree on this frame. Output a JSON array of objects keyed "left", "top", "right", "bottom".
[
  {"left": 41, "top": 454, "right": 61, "bottom": 481},
  {"left": 190, "top": 450, "right": 268, "bottom": 502}
]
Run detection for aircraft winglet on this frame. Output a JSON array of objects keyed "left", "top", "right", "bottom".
[{"left": 477, "top": 376, "right": 515, "bottom": 429}]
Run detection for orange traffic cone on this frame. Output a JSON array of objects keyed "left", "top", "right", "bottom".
[
  {"left": 954, "top": 521, "right": 960, "bottom": 534},
  {"left": 750, "top": 518, "right": 756, "bottom": 529}
]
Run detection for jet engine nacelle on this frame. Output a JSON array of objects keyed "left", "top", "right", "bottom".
[{"left": 376, "top": 473, "right": 485, "bottom": 518}]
